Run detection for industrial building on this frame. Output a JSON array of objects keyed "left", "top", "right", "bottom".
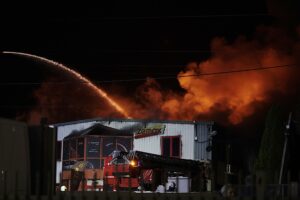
[{"left": 52, "top": 118, "right": 214, "bottom": 189}]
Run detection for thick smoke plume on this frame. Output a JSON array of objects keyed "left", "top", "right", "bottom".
[
  {"left": 23, "top": 26, "right": 300, "bottom": 125},
  {"left": 124, "top": 26, "right": 299, "bottom": 124},
  {"left": 23, "top": 78, "right": 124, "bottom": 124}
]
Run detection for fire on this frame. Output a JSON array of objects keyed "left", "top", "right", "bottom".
[
  {"left": 5, "top": 27, "right": 299, "bottom": 125},
  {"left": 124, "top": 27, "right": 298, "bottom": 124},
  {"left": 176, "top": 40, "right": 294, "bottom": 124}
]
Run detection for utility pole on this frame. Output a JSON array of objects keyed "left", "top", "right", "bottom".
[
  {"left": 225, "top": 144, "right": 231, "bottom": 184},
  {"left": 278, "top": 112, "right": 292, "bottom": 185}
]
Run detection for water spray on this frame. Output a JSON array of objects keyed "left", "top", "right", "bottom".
[{"left": 2, "top": 51, "right": 131, "bottom": 118}]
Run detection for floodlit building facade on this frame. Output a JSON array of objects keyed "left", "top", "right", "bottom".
[{"left": 52, "top": 118, "right": 214, "bottom": 187}]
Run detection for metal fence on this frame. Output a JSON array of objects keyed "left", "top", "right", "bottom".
[
  {"left": 0, "top": 186, "right": 299, "bottom": 200},
  {"left": 0, "top": 192, "right": 222, "bottom": 200},
  {"left": 1, "top": 170, "right": 300, "bottom": 200},
  {"left": 0, "top": 188, "right": 299, "bottom": 200},
  {"left": 230, "top": 183, "right": 299, "bottom": 199}
]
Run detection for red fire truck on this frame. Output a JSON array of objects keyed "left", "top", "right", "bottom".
[
  {"left": 103, "top": 150, "right": 207, "bottom": 192},
  {"left": 103, "top": 151, "right": 140, "bottom": 190}
]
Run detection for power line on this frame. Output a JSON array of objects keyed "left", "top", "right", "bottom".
[
  {"left": 87, "top": 64, "right": 187, "bottom": 68},
  {"left": 94, "top": 50, "right": 213, "bottom": 53},
  {"left": 0, "top": 105, "right": 108, "bottom": 108},
  {"left": 97, "top": 63, "right": 297, "bottom": 83},
  {"left": 0, "top": 63, "right": 297, "bottom": 85},
  {"left": 53, "top": 13, "right": 270, "bottom": 22}
]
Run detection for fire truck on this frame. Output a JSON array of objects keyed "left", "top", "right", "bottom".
[{"left": 103, "top": 150, "right": 208, "bottom": 192}]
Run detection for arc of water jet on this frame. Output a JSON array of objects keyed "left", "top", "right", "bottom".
[{"left": 2, "top": 51, "right": 131, "bottom": 118}]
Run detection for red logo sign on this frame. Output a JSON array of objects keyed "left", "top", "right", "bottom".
[{"left": 134, "top": 125, "right": 166, "bottom": 139}]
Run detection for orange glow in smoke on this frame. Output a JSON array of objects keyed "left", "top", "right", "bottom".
[
  {"left": 2, "top": 51, "right": 131, "bottom": 119},
  {"left": 4, "top": 26, "right": 299, "bottom": 125},
  {"left": 175, "top": 39, "right": 294, "bottom": 124},
  {"left": 124, "top": 34, "right": 297, "bottom": 124}
]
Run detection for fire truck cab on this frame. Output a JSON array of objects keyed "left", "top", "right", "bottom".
[
  {"left": 103, "top": 151, "right": 140, "bottom": 190},
  {"left": 103, "top": 150, "right": 207, "bottom": 192}
]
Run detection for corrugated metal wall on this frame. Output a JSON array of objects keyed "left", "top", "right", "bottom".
[
  {"left": 98, "top": 120, "right": 213, "bottom": 161},
  {"left": 133, "top": 123, "right": 195, "bottom": 159},
  {"left": 194, "top": 122, "right": 213, "bottom": 161},
  {"left": 98, "top": 121, "right": 195, "bottom": 159}
]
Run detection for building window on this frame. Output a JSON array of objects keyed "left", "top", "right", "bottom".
[
  {"left": 172, "top": 137, "right": 180, "bottom": 157},
  {"left": 69, "top": 139, "right": 77, "bottom": 159},
  {"left": 62, "top": 136, "right": 133, "bottom": 170},
  {"left": 161, "top": 136, "right": 181, "bottom": 158},
  {"left": 162, "top": 137, "right": 171, "bottom": 156},
  {"left": 77, "top": 138, "right": 84, "bottom": 159},
  {"left": 102, "top": 137, "right": 115, "bottom": 157},
  {"left": 56, "top": 141, "right": 62, "bottom": 161},
  {"left": 87, "top": 159, "right": 101, "bottom": 169},
  {"left": 86, "top": 137, "right": 101, "bottom": 158},
  {"left": 116, "top": 137, "right": 132, "bottom": 152},
  {"left": 63, "top": 140, "right": 70, "bottom": 160}
]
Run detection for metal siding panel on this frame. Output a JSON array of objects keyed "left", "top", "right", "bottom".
[
  {"left": 133, "top": 123, "right": 165, "bottom": 155},
  {"left": 97, "top": 121, "right": 195, "bottom": 159},
  {"left": 133, "top": 123, "right": 195, "bottom": 159},
  {"left": 203, "top": 124, "right": 210, "bottom": 160},
  {"left": 194, "top": 123, "right": 212, "bottom": 161},
  {"left": 134, "top": 133, "right": 161, "bottom": 155}
]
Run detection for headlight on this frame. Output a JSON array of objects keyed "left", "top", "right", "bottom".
[
  {"left": 60, "top": 185, "right": 67, "bottom": 191},
  {"left": 130, "top": 160, "right": 137, "bottom": 167}
]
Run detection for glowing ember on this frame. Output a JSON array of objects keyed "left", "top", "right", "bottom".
[{"left": 2, "top": 51, "right": 131, "bottom": 119}]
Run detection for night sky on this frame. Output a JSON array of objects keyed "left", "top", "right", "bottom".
[
  {"left": 1, "top": 1, "right": 269, "bottom": 80},
  {"left": 0, "top": 1, "right": 299, "bottom": 127}
]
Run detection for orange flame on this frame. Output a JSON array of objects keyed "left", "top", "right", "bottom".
[
  {"left": 177, "top": 44, "right": 293, "bottom": 124},
  {"left": 124, "top": 28, "right": 298, "bottom": 124},
  {"left": 6, "top": 27, "right": 300, "bottom": 125}
]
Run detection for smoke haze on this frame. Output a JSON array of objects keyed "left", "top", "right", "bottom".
[{"left": 20, "top": 26, "right": 300, "bottom": 125}]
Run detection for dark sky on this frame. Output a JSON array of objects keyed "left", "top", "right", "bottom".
[
  {"left": 0, "top": 0, "right": 298, "bottom": 124},
  {"left": 1, "top": 1, "right": 270, "bottom": 78}
]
